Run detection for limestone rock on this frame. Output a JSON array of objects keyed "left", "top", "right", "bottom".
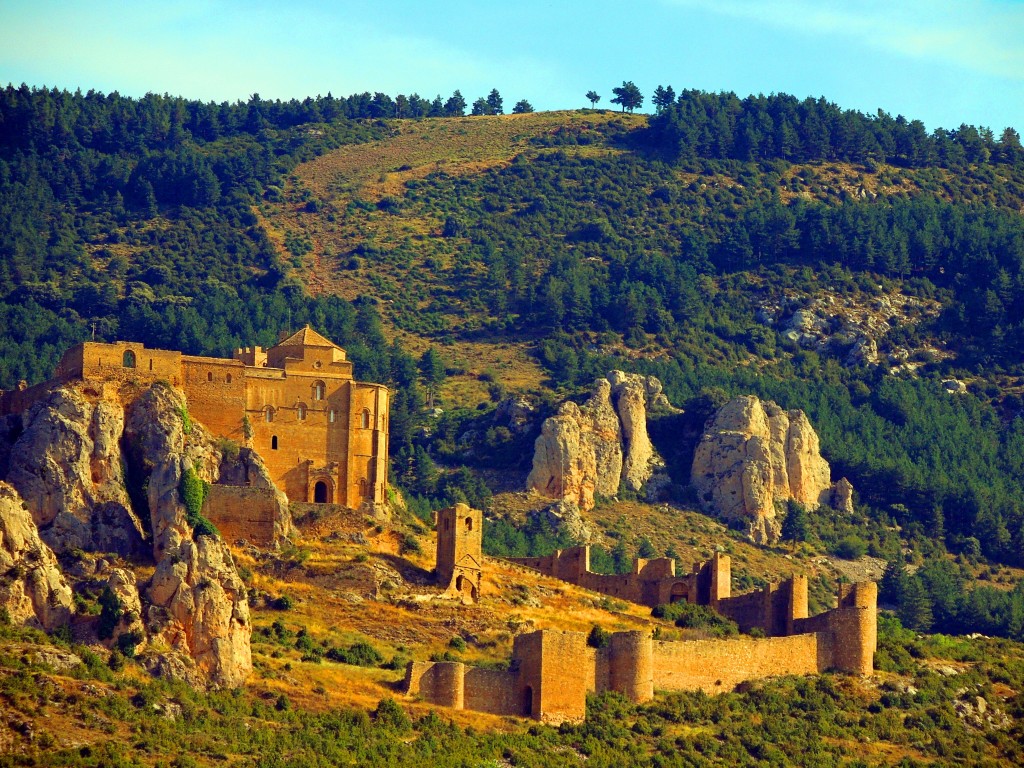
[
  {"left": 534, "top": 500, "right": 593, "bottom": 544},
  {"left": 831, "top": 477, "right": 855, "bottom": 514},
  {"left": 6, "top": 388, "right": 145, "bottom": 557},
  {"left": 104, "top": 568, "right": 145, "bottom": 648},
  {"left": 124, "top": 384, "right": 251, "bottom": 687},
  {"left": 217, "top": 447, "right": 293, "bottom": 543},
  {"left": 147, "top": 536, "right": 251, "bottom": 688},
  {"left": 495, "top": 396, "right": 537, "bottom": 434},
  {"left": 0, "top": 482, "right": 74, "bottom": 630},
  {"left": 691, "top": 396, "right": 836, "bottom": 544},
  {"left": 527, "top": 372, "right": 669, "bottom": 511}
]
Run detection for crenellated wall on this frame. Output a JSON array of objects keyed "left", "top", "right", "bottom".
[{"left": 405, "top": 582, "right": 877, "bottom": 722}]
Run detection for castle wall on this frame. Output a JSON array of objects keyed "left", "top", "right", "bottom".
[
  {"left": 3, "top": 333, "right": 389, "bottom": 512},
  {"left": 202, "top": 485, "right": 280, "bottom": 547},
  {"left": 464, "top": 667, "right": 524, "bottom": 716},
  {"left": 512, "top": 630, "right": 591, "bottom": 724},
  {"left": 652, "top": 633, "right": 821, "bottom": 693},
  {"left": 181, "top": 356, "right": 247, "bottom": 444}
]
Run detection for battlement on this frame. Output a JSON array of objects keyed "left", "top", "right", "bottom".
[{"left": 405, "top": 580, "right": 877, "bottom": 722}]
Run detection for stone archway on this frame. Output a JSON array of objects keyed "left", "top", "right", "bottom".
[
  {"left": 313, "top": 481, "right": 329, "bottom": 503},
  {"left": 669, "top": 582, "right": 688, "bottom": 603}
]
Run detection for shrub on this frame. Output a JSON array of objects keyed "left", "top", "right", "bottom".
[
  {"left": 587, "top": 625, "right": 611, "bottom": 649},
  {"left": 327, "top": 641, "right": 384, "bottom": 667},
  {"left": 179, "top": 467, "right": 218, "bottom": 538},
  {"left": 832, "top": 535, "right": 868, "bottom": 560},
  {"left": 652, "top": 602, "right": 738, "bottom": 637}
]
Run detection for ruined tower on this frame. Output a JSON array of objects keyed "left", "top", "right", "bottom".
[{"left": 435, "top": 503, "right": 482, "bottom": 602}]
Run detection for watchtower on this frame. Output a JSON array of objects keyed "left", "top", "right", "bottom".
[{"left": 436, "top": 503, "right": 483, "bottom": 602}]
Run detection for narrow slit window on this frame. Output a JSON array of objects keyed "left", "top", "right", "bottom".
[
  {"left": 361, "top": 408, "right": 371, "bottom": 429},
  {"left": 271, "top": 435, "right": 278, "bottom": 450}
]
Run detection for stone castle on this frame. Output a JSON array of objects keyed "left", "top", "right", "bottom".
[
  {"left": 0, "top": 327, "right": 390, "bottom": 512},
  {"left": 412, "top": 504, "right": 878, "bottom": 723}
]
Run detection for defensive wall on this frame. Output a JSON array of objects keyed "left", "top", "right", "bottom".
[
  {"left": 507, "top": 547, "right": 816, "bottom": 638},
  {"left": 201, "top": 485, "right": 281, "bottom": 548},
  {"left": 0, "top": 327, "right": 390, "bottom": 514},
  {"left": 405, "top": 581, "right": 877, "bottom": 722}
]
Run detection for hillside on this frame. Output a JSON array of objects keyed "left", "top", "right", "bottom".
[{"left": 2, "top": 84, "right": 1024, "bottom": 763}]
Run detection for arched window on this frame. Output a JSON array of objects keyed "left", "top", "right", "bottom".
[
  {"left": 328, "top": 409, "right": 336, "bottom": 423},
  {"left": 122, "top": 350, "right": 136, "bottom": 369},
  {"left": 361, "top": 408, "right": 371, "bottom": 429},
  {"left": 207, "top": 372, "right": 213, "bottom": 382},
  {"left": 358, "top": 478, "right": 367, "bottom": 497},
  {"left": 271, "top": 436, "right": 278, "bottom": 450},
  {"left": 465, "top": 516, "right": 473, "bottom": 531},
  {"left": 265, "top": 406, "right": 275, "bottom": 423},
  {"left": 297, "top": 403, "right": 307, "bottom": 421},
  {"left": 312, "top": 381, "right": 325, "bottom": 400},
  {"left": 226, "top": 373, "right": 232, "bottom": 384}
]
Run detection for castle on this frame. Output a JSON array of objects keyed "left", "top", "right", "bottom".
[
  {"left": 0, "top": 327, "right": 390, "bottom": 510},
  {"left": 411, "top": 504, "right": 878, "bottom": 723}
]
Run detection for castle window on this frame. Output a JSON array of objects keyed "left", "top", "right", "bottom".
[
  {"left": 149, "top": 359, "right": 153, "bottom": 371},
  {"left": 444, "top": 517, "right": 450, "bottom": 531},
  {"left": 465, "top": 516, "right": 473, "bottom": 531},
  {"left": 271, "top": 435, "right": 278, "bottom": 450},
  {"left": 226, "top": 373, "right": 232, "bottom": 384},
  {"left": 313, "top": 381, "right": 325, "bottom": 400},
  {"left": 361, "top": 408, "right": 371, "bottom": 429},
  {"left": 122, "top": 350, "right": 136, "bottom": 369},
  {"left": 358, "top": 478, "right": 367, "bottom": 497},
  {"left": 297, "top": 403, "right": 307, "bottom": 421},
  {"left": 265, "top": 406, "right": 275, "bottom": 423},
  {"left": 328, "top": 409, "right": 336, "bottom": 423},
  {"left": 207, "top": 372, "right": 213, "bottom": 382}
]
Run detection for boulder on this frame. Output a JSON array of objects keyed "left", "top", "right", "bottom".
[
  {"left": 534, "top": 500, "right": 593, "bottom": 544},
  {"left": 691, "top": 396, "right": 839, "bottom": 544},
  {"left": 527, "top": 372, "right": 669, "bottom": 511},
  {"left": 832, "top": 477, "right": 855, "bottom": 514},
  {"left": 0, "top": 482, "right": 74, "bottom": 630}
]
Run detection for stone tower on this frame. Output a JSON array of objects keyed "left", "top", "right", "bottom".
[{"left": 436, "top": 503, "right": 482, "bottom": 602}]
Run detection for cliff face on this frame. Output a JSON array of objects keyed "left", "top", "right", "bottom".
[
  {"left": 527, "top": 372, "right": 670, "bottom": 512},
  {"left": 0, "top": 381, "right": 267, "bottom": 688},
  {"left": 691, "top": 396, "right": 848, "bottom": 544},
  {"left": 0, "top": 482, "right": 74, "bottom": 631}
]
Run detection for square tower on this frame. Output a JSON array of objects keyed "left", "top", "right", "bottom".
[{"left": 436, "top": 503, "right": 482, "bottom": 602}]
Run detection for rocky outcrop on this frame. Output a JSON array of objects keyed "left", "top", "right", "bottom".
[
  {"left": 217, "top": 447, "right": 292, "bottom": 543},
  {"left": 6, "top": 388, "right": 146, "bottom": 557},
  {"left": 124, "top": 384, "right": 252, "bottom": 688},
  {"left": 533, "top": 500, "right": 594, "bottom": 544},
  {"left": 691, "top": 396, "right": 848, "bottom": 544},
  {"left": 527, "top": 372, "right": 670, "bottom": 512},
  {"left": 0, "top": 482, "right": 74, "bottom": 630}
]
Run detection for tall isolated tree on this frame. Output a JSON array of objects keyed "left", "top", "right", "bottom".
[
  {"left": 512, "top": 99, "right": 533, "bottom": 114},
  {"left": 610, "top": 81, "right": 643, "bottom": 113},
  {"left": 586, "top": 90, "right": 600, "bottom": 108},
  {"left": 486, "top": 88, "right": 504, "bottom": 115}
]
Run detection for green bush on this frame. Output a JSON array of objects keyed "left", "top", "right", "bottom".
[
  {"left": 832, "top": 535, "right": 868, "bottom": 560},
  {"left": 179, "top": 466, "right": 218, "bottom": 538},
  {"left": 327, "top": 641, "right": 384, "bottom": 667},
  {"left": 652, "top": 602, "right": 738, "bottom": 637}
]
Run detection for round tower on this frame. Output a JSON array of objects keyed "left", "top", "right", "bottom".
[{"left": 608, "top": 631, "right": 653, "bottom": 703}]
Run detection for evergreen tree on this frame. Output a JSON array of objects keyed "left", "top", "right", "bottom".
[{"left": 781, "top": 501, "right": 809, "bottom": 543}]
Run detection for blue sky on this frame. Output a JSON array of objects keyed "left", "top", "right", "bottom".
[{"left": 2, "top": 0, "right": 1022, "bottom": 132}]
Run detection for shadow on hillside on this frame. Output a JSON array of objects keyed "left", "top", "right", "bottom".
[{"left": 376, "top": 553, "right": 435, "bottom": 586}]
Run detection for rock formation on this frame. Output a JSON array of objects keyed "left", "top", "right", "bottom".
[
  {"left": 527, "top": 372, "right": 670, "bottom": 513},
  {"left": 6, "top": 387, "right": 146, "bottom": 557},
  {"left": 124, "top": 384, "right": 252, "bottom": 687},
  {"left": 0, "top": 482, "right": 74, "bottom": 630},
  {"left": 0, "top": 380, "right": 262, "bottom": 688},
  {"left": 691, "top": 396, "right": 851, "bottom": 544}
]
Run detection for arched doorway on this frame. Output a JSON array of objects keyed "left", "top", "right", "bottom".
[
  {"left": 314, "top": 480, "right": 329, "bottom": 503},
  {"left": 669, "top": 582, "right": 688, "bottom": 603}
]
